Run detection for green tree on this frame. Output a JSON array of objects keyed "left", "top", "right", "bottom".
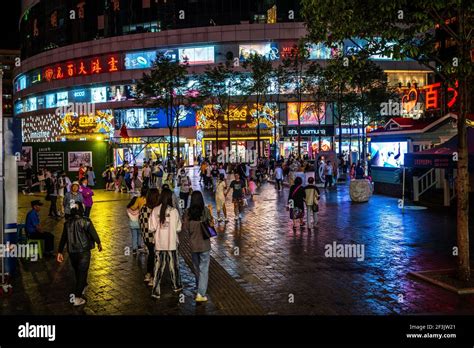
[
  {"left": 135, "top": 52, "right": 190, "bottom": 171},
  {"left": 303, "top": 62, "right": 331, "bottom": 154},
  {"left": 283, "top": 43, "right": 311, "bottom": 159},
  {"left": 347, "top": 53, "right": 396, "bottom": 159},
  {"left": 243, "top": 54, "right": 274, "bottom": 158},
  {"left": 301, "top": 0, "right": 473, "bottom": 280}
]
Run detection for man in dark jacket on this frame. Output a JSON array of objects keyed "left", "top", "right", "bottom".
[{"left": 57, "top": 204, "right": 102, "bottom": 306}]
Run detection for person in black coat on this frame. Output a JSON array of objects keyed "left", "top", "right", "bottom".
[{"left": 288, "top": 176, "right": 305, "bottom": 228}]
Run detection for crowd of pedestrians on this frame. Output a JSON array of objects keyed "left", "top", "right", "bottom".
[{"left": 22, "top": 150, "right": 372, "bottom": 307}]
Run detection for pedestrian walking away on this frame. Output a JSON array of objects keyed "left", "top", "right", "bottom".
[
  {"left": 183, "top": 191, "right": 214, "bottom": 302},
  {"left": 288, "top": 176, "right": 305, "bottom": 228},
  {"left": 304, "top": 177, "right": 321, "bottom": 229},
  {"left": 149, "top": 188, "right": 183, "bottom": 299},
  {"left": 140, "top": 188, "right": 159, "bottom": 286},
  {"left": 57, "top": 204, "right": 102, "bottom": 306}
]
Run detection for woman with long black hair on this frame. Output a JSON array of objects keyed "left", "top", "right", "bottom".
[
  {"left": 139, "top": 188, "right": 160, "bottom": 286},
  {"left": 183, "top": 191, "right": 214, "bottom": 302},
  {"left": 149, "top": 188, "right": 182, "bottom": 299}
]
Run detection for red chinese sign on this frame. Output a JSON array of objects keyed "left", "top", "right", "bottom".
[
  {"left": 401, "top": 81, "right": 458, "bottom": 111},
  {"left": 43, "top": 54, "right": 122, "bottom": 82}
]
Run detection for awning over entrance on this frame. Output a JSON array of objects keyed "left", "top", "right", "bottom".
[{"left": 405, "top": 127, "right": 474, "bottom": 172}]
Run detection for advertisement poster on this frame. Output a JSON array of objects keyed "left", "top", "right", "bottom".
[
  {"left": 239, "top": 43, "right": 279, "bottom": 61},
  {"left": 60, "top": 110, "right": 114, "bottom": 136},
  {"left": 91, "top": 87, "right": 107, "bottom": 103},
  {"left": 68, "top": 151, "right": 92, "bottom": 171},
  {"left": 178, "top": 46, "right": 214, "bottom": 65},
  {"left": 19, "top": 146, "right": 33, "bottom": 166},
  {"left": 38, "top": 152, "right": 64, "bottom": 172},
  {"left": 287, "top": 102, "right": 326, "bottom": 125},
  {"left": 114, "top": 108, "right": 147, "bottom": 129},
  {"left": 370, "top": 141, "right": 408, "bottom": 167},
  {"left": 147, "top": 106, "right": 196, "bottom": 128}
]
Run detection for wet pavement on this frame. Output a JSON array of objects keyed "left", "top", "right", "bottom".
[{"left": 3, "top": 167, "right": 474, "bottom": 315}]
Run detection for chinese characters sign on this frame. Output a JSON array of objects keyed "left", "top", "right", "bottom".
[{"left": 43, "top": 54, "right": 122, "bottom": 82}]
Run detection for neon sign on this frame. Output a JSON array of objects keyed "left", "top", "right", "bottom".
[{"left": 42, "top": 54, "right": 122, "bottom": 82}]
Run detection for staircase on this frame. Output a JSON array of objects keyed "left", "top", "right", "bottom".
[{"left": 413, "top": 168, "right": 437, "bottom": 202}]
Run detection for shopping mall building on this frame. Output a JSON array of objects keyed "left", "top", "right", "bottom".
[{"left": 14, "top": 0, "right": 433, "bottom": 186}]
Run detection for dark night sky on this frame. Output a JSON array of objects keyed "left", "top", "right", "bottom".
[{"left": 0, "top": 1, "right": 21, "bottom": 49}]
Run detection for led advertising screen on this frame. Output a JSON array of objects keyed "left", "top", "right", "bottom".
[
  {"left": 178, "top": 46, "right": 214, "bottom": 65},
  {"left": 344, "top": 38, "right": 399, "bottom": 61},
  {"left": 57, "top": 92, "right": 69, "bottom": 107},
  {"left": 46, "top": 93, "right": 56, "bottom": 108},
  {"left": 147, "top": 106, "right": 196, "bottom": 128},
  {"left": 370, "top": 141, "right": 408, "bottom": 167},
  {"left": 91, "top": 87, "right": 107, "bottom": 103},
  {"left": 307, "top": 43, "right": 341, "bottom": 60},
  {"left": 124, "top": 50, "right": 157, "bottom": 70},
  {"left": 124, "top": 49, "right": 178, "bottom": 70},
  {"left": 26, "top": 97, "right": 37, "bottom": 112},
  {"left": 114, "top": 108, "right": 147, "bottom": 129},
  {"left": 107, "top": 85, "right": 127, "bottom": 102},
  {"left": 37, "top": 95, "right": 46, "bottom": 109},
  {"left": 16, "top": 75, "right": 26, "bottom": 92},
  {"left": 287, "top": 102, "right": 326, "bottom": 126},
  {"left": 239, "top": 43, "right": 279, "bottom": 61},
  {"left": 70, "top": 88, "right": 90, "bottom": 103},
  {"left": 14, "top": 101, "right": 23, "bottom": 115}
]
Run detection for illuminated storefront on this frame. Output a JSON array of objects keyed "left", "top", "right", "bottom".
[{"left": 196, "top": 103, "right": 277, "bottom": 158}]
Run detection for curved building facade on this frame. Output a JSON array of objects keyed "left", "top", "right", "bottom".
[{"left": 14, "top": 0, "right": 431, "bottom": 186}]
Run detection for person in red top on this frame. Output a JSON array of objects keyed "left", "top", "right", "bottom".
[{"left": 78, "top": 164, "right": 87, "bottom": 181}]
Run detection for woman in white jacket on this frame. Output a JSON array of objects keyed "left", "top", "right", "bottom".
[{"left": 149, "top": 188, "right": 183, "bottom": 299}]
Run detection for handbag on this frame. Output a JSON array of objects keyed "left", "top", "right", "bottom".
[
  {"left": 242, "top": 198, "right": 248, "bottom": 206},
  {"left": 201, "top": 220, "right": 217, "bottom": 240},
  {"left": 45, "top": 194, "right": 51, "bottom": 201}
]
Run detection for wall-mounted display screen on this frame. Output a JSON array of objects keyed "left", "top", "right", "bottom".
[
  {"left": 26, "top": 97, "right": 37, "bottom": 112},
  {"left": 114, "top": 108, "right": 147, "bottom": 129},
  {"left": 370, "top": 141, "right": 408, "bottom": 167},
  {"left": 287, "top": 102, "right": 326, "bottom": 126},
  {"left": 124, "top": 51, "right": 157, "bottom": 70},
  {"left": 178, "top": 46, "right": 214, "bottom": 65},
  {"left": 239, "top": 43, "right": 279, "bottom": 61},
  {"left": 57, "top": 92, "right": 68, "bottom": 106},
  {"left": 307, "top": 43, "right": 341, "bottom": 60},
  {"left": 148, "top": 106, "right": 196, "bottom": 128},
  {"left": 91, "top": 87, "right": 107, "bottom": 103},
  {"left": 46, "top": 93, "right": 57, "bottom": 108},
  {"left": 107, "top": 85, "right": 127, "bottom": 102},
  {"left": 70, "top": 88, "right": 90, "bottom": 102}
]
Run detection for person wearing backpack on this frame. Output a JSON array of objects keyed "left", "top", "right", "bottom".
[
  {"left": 304, "top": 176, "right": 321, "bottom": 229},
  {"left": 287, "top": 176, "right": 305, "bottom": 228}
]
